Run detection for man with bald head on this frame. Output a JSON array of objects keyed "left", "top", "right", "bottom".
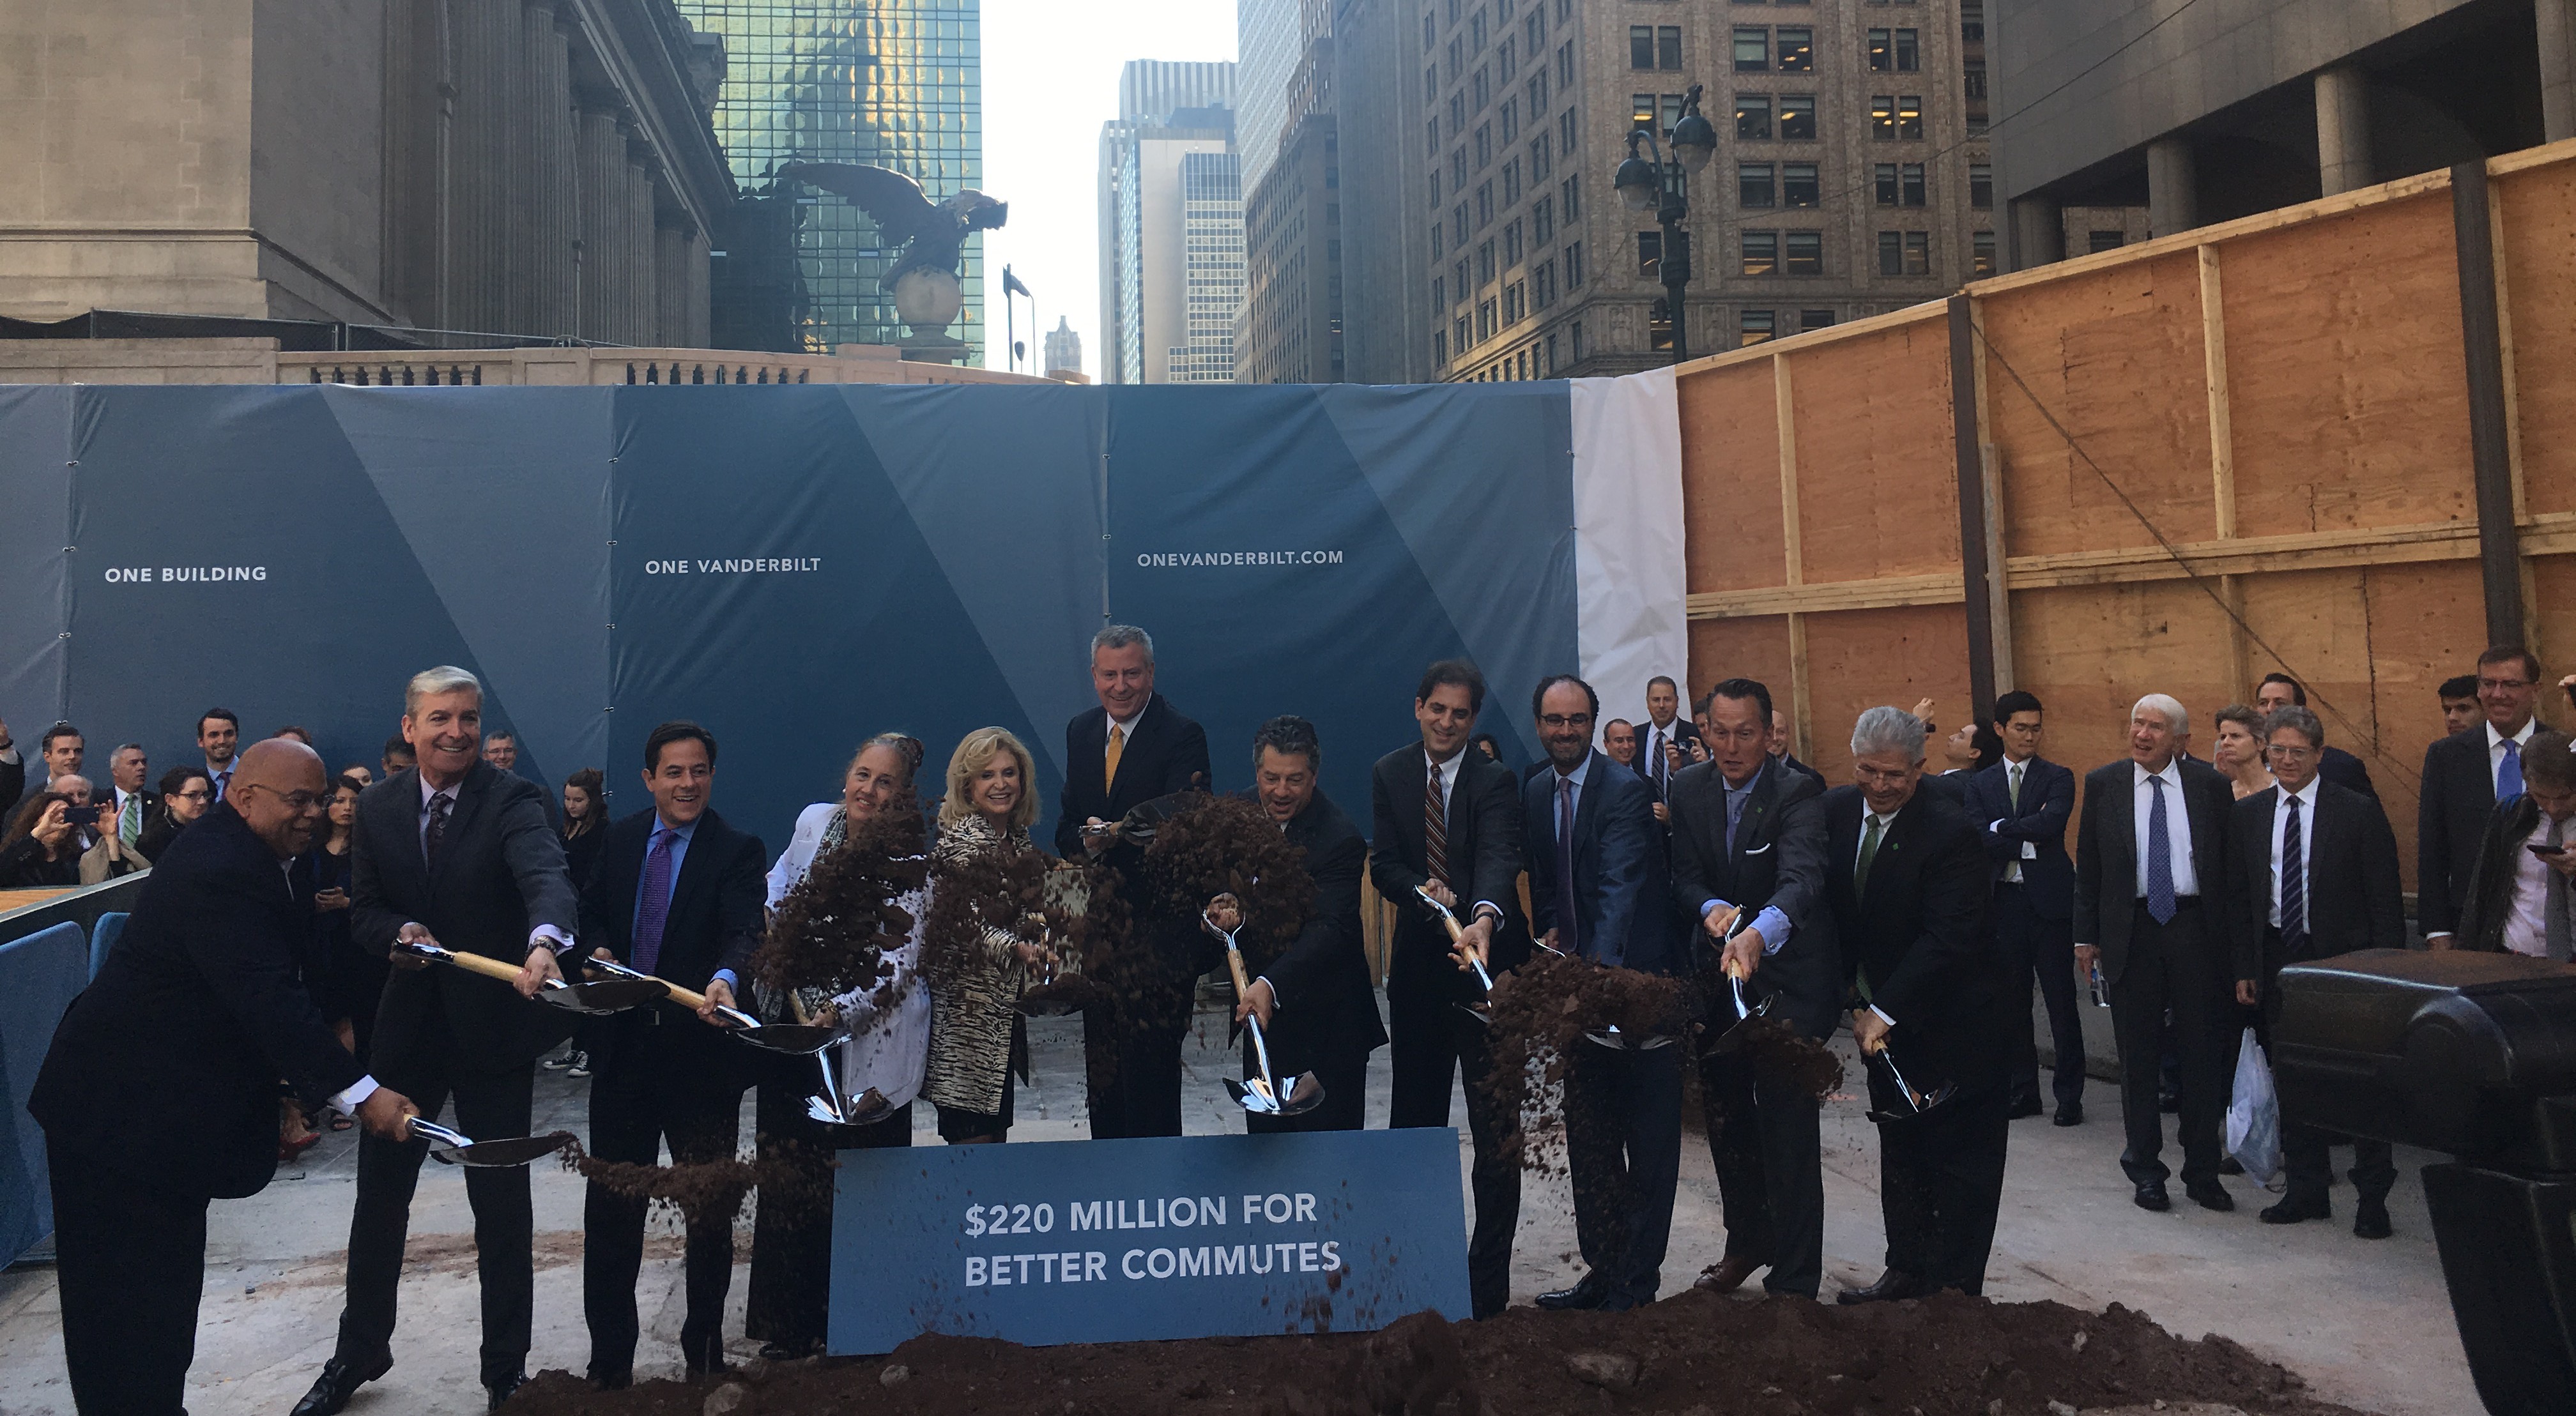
[
  {"left": 33, "top": 738, "right": 418, "bottom": 1416},
  {"left": 2074, "top": 694, "right": 2239, "bottom": 1214}
]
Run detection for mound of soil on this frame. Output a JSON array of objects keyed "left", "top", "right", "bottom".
[{"left": 504, "top": 1288, "right": 2370, "bottom": 1416}]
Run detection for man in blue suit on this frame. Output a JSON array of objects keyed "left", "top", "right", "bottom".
[
  {"left": 1521, "top": 674, "right": 1684, "bottom": 1311},
  {"left": 1963, "top": 691, "right": 2084, "bottom": 1125}
]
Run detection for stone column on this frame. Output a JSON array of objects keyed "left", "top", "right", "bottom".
[
  {"left": 446, "top": 0, "right": 514, "bottom": 334},
  {"left": 2542, "top": 0, "right": 2576, "bottom": 143},
  {"left": 655, "top": 218, "right": 690, "bottom": 347},
  {"left": 576, "top": 99, "right": 622, "bottom": 342},
  {"left": 380, "top": 0, "right": 440, "bottom": 325},
  {"left": 2147, "top": 136, "right": 2198, "bottom": 236},
  {"left": 625, "top": 133, "right": 656, "bottom": 343},
  {"left": 523, "top": 0, "right": 575, "bottom": 337},
  {"left": 2315, "top": 66, "right": 2374, "bottom": 197},
  {"left": 686, "top": 227, "right": 710, "bottom": 348},
  {"left": 498, "top": 0, "right": 533, "bottom": 333},
  {"left": 2007, "top": 195, "right": 2063, "bottom": 271}
]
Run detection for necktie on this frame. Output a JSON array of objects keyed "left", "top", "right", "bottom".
[
  {"left": 1425, "top": 761, "right": 1450, "bottom": 888},
  {"left": 119, "top": 793, "right": 141, "bottom": 847},
  {"left": 1855, "top": 813, "right": 1884, "bottom": 896},
  {"left": 1105, "top": 724, "right": 1126, "bottom": 793},
  {"left": 1648, "top": 728, "right": 1665, "bottom": 791},
  {"left": 424, "top": 792, "right": 452, "bottom": 871},
  {"left": 1555, "top": 775, "right": 1579, "bottom": 956},
  {"left": 2279, "top": 793, "right": 2307, "bottom": 954},
  {"left": 2499, "top": 738, "right": 2526, "bottom": 803},
  {"left": 2008, "top": 762, "right": 2023, "bottom": 811},
  {"left": 634, "top": 827, "right": 677, "bottom": 975},
  {"left": 2145, "top": 775, "right": 2177, "bottom": 924}
]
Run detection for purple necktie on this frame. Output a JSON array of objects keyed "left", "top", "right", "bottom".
[
  {"left": 633, "top": 828, "right": 676, "bottom": 974},
  {"left": 1556, "top": 775, "right": 1580, "bottom": 957}
]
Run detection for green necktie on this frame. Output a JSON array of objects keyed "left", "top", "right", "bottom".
[
  {"left": 1855, "top": 812, "right": 1885, "bottom": 897},
  {"left": 120, "top": 793, "right": 141, "bottom": 846}
]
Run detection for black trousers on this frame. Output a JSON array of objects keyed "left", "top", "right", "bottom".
[
  {"left": 1085, "top": 1009, "right": 1190, "bottom": 1139},
  {"left": 582, "top": 1023, "right": 748, "bottom": 1377},
  {"left": 1388, "top": 984, "right": 1521, "bottom": 1319},
  {"left": 49, "top": 1144, "right": 206, "bottom": 1416},
  {"left": 336, "top": 1032, "right": 537, "bottom": 1388},
  {"left": 2107, "top": 899, "right": 2230, "bottom": 1186},
  {"left": 744, "top": 1059, "right": 913, "bottom": 1352},
  {"left": 1870, "top": 1073, "right": 2009, "bottom": 1294},
  {"left": 1699, "top": 1042, "right": 1825, "bottom": 1297},
  {"left": 1562, "top": 1040, "right": 1683, "bottom": 1305},
  {"left": 1244, "top": 1043, "right": 1368, "bottom": 1133},
  {"left": 1997, "top": 885, "right": 2084, "bottom": 1109}
]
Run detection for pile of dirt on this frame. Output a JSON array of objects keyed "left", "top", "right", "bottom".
[
  {"left": 556, "top": 1138, "right": 820, "bottom": 1228},
  {"left": 503, "top": 1290, "right": 2370, "bottom": 1416},
  {"left": 1480, "top": 953, "right": 1697, "bottom": 1168}
]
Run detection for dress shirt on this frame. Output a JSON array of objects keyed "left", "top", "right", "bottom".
[
  {"left": 1694, "top": 764, "right": 1793, "bottom": 955},
  {"left": 206, "top": 761, "right": 235, "bottom": 801},
  {"left": 2267, "top": 777, "right": 2319, "bottom": 929},
  {"left": 1105, "top": 707, "right": 1143, "bottom": 759},
  {"left": 2490, "top": 719, "right": 2540, "bottom": 795},
  {"left": 411, "top": 773, "right": 573, "bottom": 955},
  {"left": 1425, "top": 746, "right": 1505, "bottom": 923},
  {"left": 635, "top": 815, "right": 735, "bottom": 989},
  {"left": 2503, "top": 814, "right": 2569, "bottom": 959},
  {"left": 1994, "top": 757, "right": 2039, "bottom": 884},
  {"left": 2131, "top": 759, "right": 2200, "bottom": 898}
]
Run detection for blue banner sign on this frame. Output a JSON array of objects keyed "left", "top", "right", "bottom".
[{"left": 827, "top": 1130, "right": 1471, "bottom": 1352}]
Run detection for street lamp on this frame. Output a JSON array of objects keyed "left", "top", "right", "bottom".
[{"left": 1616, "top": 83, "right": 1716, "bottom": 365}]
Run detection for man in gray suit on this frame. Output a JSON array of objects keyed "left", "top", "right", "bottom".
[{"left": 296, "top": 667, "right": 579, "bottom": 1416}]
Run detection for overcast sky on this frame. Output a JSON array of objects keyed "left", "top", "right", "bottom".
[{"left": 977, "top": 0, "right": 1238, "bottom": 378}]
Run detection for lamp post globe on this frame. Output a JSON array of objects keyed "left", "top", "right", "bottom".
[
  {"left": 1614, "top": 143, "right": 1661, "bottom": 211},
  {"left": 1669, "top": 110, "right": 1719, "bottom": 172}
]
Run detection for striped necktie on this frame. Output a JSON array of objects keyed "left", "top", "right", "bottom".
[{"left": 1425, "top": 760, "right": 1450, "bottom": 888}]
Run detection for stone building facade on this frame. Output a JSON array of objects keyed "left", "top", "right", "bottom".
[{"left": 0, "top": 0, "right": 733, "bottom": 346}]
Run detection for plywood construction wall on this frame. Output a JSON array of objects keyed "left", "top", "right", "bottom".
[{"left": 1673, "top": 139, "right": 2576, "bottom": 894}]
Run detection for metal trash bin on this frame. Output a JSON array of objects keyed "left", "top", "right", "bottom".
[{"left": 2275, "top": 948, "right": 2576, "bottom": 1415}]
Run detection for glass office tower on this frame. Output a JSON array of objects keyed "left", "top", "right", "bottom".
[{"left": 678, "top": 0, "right": 982, "bottom": 358}]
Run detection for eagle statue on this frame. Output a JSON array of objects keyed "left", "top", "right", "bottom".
[{"left": 776, "top": 161, "right": 1006, "bottom": 335}]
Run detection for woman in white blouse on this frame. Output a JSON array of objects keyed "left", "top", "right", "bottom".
[{"left": 746, "top": 733, "right": 928, "bottom": 1360}]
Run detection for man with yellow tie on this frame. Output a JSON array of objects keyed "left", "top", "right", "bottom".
[{"left": 1055, "top": 625, "right": 1213, "bottom": 1138}]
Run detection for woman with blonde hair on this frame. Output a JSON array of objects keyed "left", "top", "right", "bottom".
[{"left": 924, "top": 727, "right": 1055, "bottom": 1144}]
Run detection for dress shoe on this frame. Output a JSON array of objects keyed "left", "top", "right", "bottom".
[
  {"left": 2007, "top": 1095, "right": 2044, "bottom": 1120},
  {"left": 486, "top": 1373, "right": 526, "bottom": 1412},
  {"left": 2258, "top": 1193, "right": 2331, "bottom": 1225},
  {"left": 2186, "top": 1178, "right": 2235, "bottom": 1212},
  {"left": 1694, "top": 1254, "right": 1763, "bottom": 1294},
  {"left": 2133, "top": 1180, "right": 2172, "bottom": 1212},
  {"left": 291, "top": 1352, "right": 391, "bottom": 1416},
  {"left": 2217, "top": 1155, "right": 2245, "bottom": 1176},
  {"left": 2053, "top": 1102, "right": 2085, "bottom": 1127},
  {"left": 1836, "top": 1268, "right": 1928, "bottom": 1305},
  {"left": 1535, "top": 1271, "right": 1609, "bottom": 1311},
  {"left": 2354, "top": 1198, "right": 2393, "bottom": 1240}
]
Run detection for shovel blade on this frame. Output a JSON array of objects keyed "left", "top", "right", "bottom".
[
  {"left": 1273, "top": 1072, "right": 1326, "bottom": 1117},
  {"left": 728, "top": 1023, "right": 846, "bottom": 1056},
  {"left": 1452, "top": 1001, "right": 1493, "bottom": 1028},
  {"left": 1225, "top": 1077, "right": 1278, "bottom": 1115},
  {"left": 539, "top": 978, "right": 668, "bottom": 1016},
  {"left": 431, "top": 1131, "right": 576, "bottom": 1169}
]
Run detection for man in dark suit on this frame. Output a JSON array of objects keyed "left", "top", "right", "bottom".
[
  {"left": 1669, "top": 677, "right": 1838, "bottom": 1299},
  {"left": 2419, "top": 645, "right": 2545, "bottom": 947},
  {"left": 1368, "top": 659, "right": 1526, "bottom": 1318},
  {"left": 1212, "top": 716, "right": 1386, "bottom": 1134},
  {"left": 1055, "top": 624, "right": 1215, "bottom": 1139},
  {"left": 297, "top": 667, "right": 581, "bottom": 1416},
  {"left": 1636, "top": 674, "right": 1701, "bottom": 803},
  {"left": 2225, "top": 706, "right": 2407, "bottom": 1237},
  {"left": 104, "top": 742, "right": 160, "bottom": 852},
  {"left": 577, "top": 721, "right": 768, "bottom": 1385},
  {"left": 2253, "top": 674, "right": 2375, "bottom": 799},
  {"left": 1964, "top": 690, "right": 2083, "bottom": 1125},
  {"left": 1769, "top": 709, "right": 1823, "bottom": 784},
  {"left": 1524, "top": 674, "right": 1684, "bottom": 1312},
  {"left": 1823, "top": 706, "right": 2009, "bottom": 1302},
  {"left": 33, "top": 740, "right": 418, "bottom": 1416},
  {"left": 2438, "top": 674, "right": 2481, "bottom": 738},
  {"left": 2445, "top": 729, "right": 2576, "bottom": 960},
  {"left": 2074, "top": 692, "right": 2239, "bottom": 1214}
]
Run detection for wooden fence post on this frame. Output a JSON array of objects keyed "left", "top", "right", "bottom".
[{"left": 2453, "top": 160, "right": 2527, "bottom": 646}]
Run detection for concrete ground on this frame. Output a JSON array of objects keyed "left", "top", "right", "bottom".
[{"left": 0, "top": 998, "right": 2474, "bottom": 1416}]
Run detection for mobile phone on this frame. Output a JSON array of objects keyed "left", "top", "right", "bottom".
[
  {"left": 61, "top": 803, "right": 100, "bottom": 827},
  {"left": 2530, "top": 843, "right": 2568, "bottom": 860}
]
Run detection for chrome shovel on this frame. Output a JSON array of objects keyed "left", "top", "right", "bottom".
[
  {"left": 1704, "top": 913, "right": 1776, "bottom": 1055},
  {"left": 1205, "top": 911, "right": 1323, "bottom": 1118},
  {"left": 1413, "top": 886, "right": 1494, "bottom": 1026},
  {"left": 395, "top": 939, "right": 667, "bottom": 1015},
  {"left": 410, "top": 1117, "right": 576, "bottom": 1168},
  {"left": 585, "top": 956, "right": 847, "bottom": 1055},
  {"left": 1862, "top": 1039, "right": 1959, "bottom": 1127}
]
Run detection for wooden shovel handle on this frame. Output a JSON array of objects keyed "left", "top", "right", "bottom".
[
  {"left": 655, "top": 977, "right": 712, "bottom": 1011},
  {"left": 1433, "top": 912, "right": 1465, "bottom": 944},
  {"left": 443, "top": 950, "right": 530, "bottom": 984}
]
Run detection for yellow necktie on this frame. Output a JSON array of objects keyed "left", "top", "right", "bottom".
[{"left": 1105, "top": 724, "right": 1125, "bottom": 792}]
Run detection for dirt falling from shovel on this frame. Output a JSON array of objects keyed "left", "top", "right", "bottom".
[{"left": 555, "top": 1138, "right": 825, "bottom": 1228}]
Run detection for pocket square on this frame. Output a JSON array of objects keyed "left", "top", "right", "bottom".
[{"left": 1743, "top": 842, "right": 1773, "bottom": 855}]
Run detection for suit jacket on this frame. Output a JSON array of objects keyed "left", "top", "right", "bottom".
[
  {"left": 2319, "top": 745, "right": 2376, "bottom": 800},
  {"left": 1368, "top": 745, "right": 1529, "bottom": 1007},
  {"left": 0, "top": 750, "right": 21, "bottom": 821},
  {"left": 1821, "top": 784, "right": 2002, "bottom": 1084},
  {"left": 2223, "top": 780, "right": 2404, "bottom": 984},
  {"left": 2071, "top": 756, "right": 2235, "bottom": 981},
  {"left": 1666, "top": 757, "right": 1841, "bottom": 1037},
  {"left": 354, "top": 761, "right": 580, "bottom": 1074},
  {"left": 1052, "top": 693, "right": 1213, "bottom": 858},
  {"left": 1629, "top": 717, "right": 1701, "bottom": 800},
  {"left": 30, "top": 805, "right": 362, "bottom": 1198},
  {"left": 1246, "top": 788, "right": 1388, "bottom": 1069},
  {"left": 1965, "top": 756, "right": 2076, "bottom": 922},
  {"left": 1775, "top": 751, "right": 1823, "bottom": 786},
  {"left": 578, "top": 807, "right": 768, "bottom": 1074},
  {"left": 2418, "top": 727, "right": 2513, "bottom": 938},
  {"left": 1522, "top": 752, "right": 1681, "bottom": 975},
  {"left": 2451, "top": 795, "right": 2565, "bottom": 955}
]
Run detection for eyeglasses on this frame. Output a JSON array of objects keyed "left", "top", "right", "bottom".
[
  {"left": 1538, "top": 713, "right": 1595, "bottom": 729},
  {"left": 2264, "top": 743, "right": 2319, "bottom": 761},
  {"left": 171, "top": 789, "right": 210, "bottom": 802},
  {"left": 235, "top": 784, "right": 323, "bottom": 811}
]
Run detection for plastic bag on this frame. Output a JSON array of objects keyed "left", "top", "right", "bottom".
[{"left": 2224, "top": 1026, "right": 2282, "bottom": 1188}]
